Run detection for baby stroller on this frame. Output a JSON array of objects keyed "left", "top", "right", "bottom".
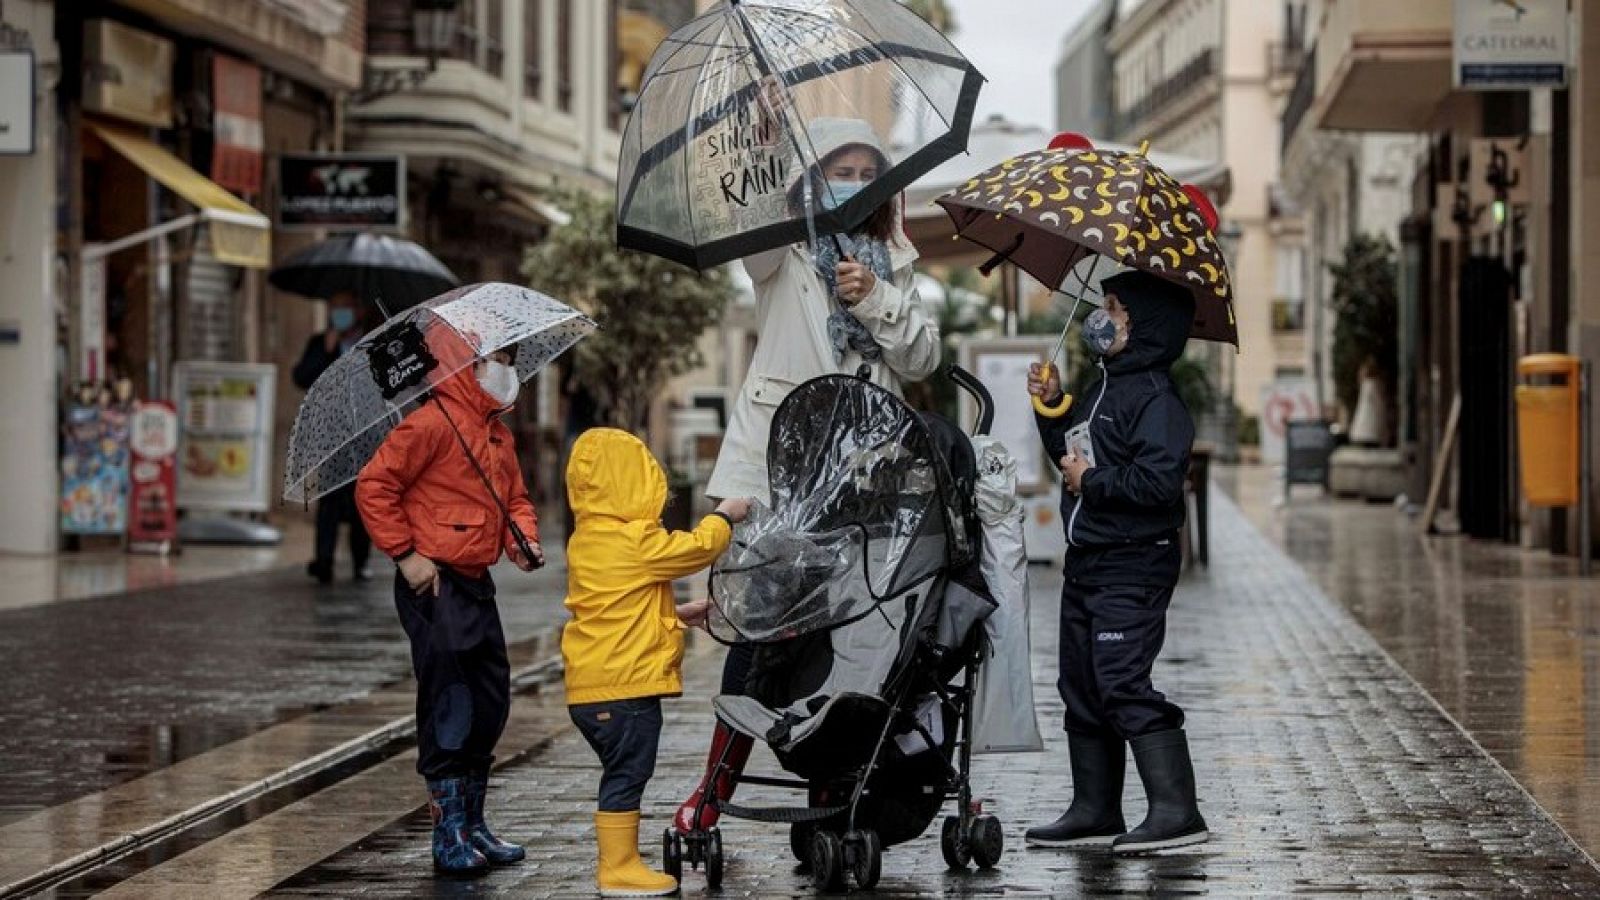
[{"left": 666, "top": 368, "right": 1005, "bottom": 892}]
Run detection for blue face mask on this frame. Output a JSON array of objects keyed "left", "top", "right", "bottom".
[
  {"left": 821, "top": 180, "right": 868, "bottom": 211},
  {"left": 330, "top": 307, "right": 356, "bottom": 332},
  {"left": 1081, "top": 307, "right": 1120, "bottom": 356}
]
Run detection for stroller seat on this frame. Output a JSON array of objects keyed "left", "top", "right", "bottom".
[{"left": 715, "top": 574, "right": 916, "bottom": 763}]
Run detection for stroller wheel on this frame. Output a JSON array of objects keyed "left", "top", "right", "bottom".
[
  {"left": 662, "top": 827, "right": 683, "bottom": 882},
  {"left": 809, "top": 830, "right": 846, "bottom": 892},
  {"left": 790, "top": 822, "right": 815, "bottom": 868},
  {"left": 940, "top": 816, "right": 972, "bottom": 870},
  {"left": 705, "top": 827, "right": 725, "bottom": 890},
  {"left": 969, "top": 814, "right": 1004, "bottom": 870},
  {"left": 846, "top": 828, "right": 882, "bottom": 890}
]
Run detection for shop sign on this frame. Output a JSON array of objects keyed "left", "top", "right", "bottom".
[
  {"left": 173, "top": 362, "right": 277, "bottom": 513},
  {"left": 278, "top": 154, "right": 406, "bottom": 230},
  {"left": 128, "top": 400, "right": 180, "bottom": 551},
  {"left": 212, "top": 54, "right": 264, "bottom": 195},
  {"left": 60, "top": 394, "right": 132, "bottom": 537},
  {"left": 1454, "top": 0, "right": 1569, "bottom": 89},
  {"left": 83, "top": 19, "right": 174, "bottom": 128},
  {"left": 1284, "top": 420, "right": 1334, "bottom": 489},
  {"left": 0, "top": 49, "right": 34, "bottom": 155}
]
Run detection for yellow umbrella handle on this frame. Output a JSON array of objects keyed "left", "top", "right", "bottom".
[{"left": 1031, "top": 363, "right": 1073, "bottom": 418}]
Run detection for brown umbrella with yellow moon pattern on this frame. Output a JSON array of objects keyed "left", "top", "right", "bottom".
[{"left": 936, "top": 133, "right": 1238, "bottom": 347}]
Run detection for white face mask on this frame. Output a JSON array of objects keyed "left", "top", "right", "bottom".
[{"left": 477, "top": 360, "right": 519, "bottom": 407}]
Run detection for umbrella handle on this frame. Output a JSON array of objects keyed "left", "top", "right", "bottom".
[{"left": 1032, "top": 363, "right": 1074, "bottom": 418}]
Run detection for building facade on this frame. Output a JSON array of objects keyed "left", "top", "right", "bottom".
[
  {"left": 1278, "top": 0, "right": 1598, "bottom": 555},
  {"left": 1055, "top": 0, "right": 1116, "bottom": 139},
  {"left": 0, "top": 1, "right": 659, "bottom": 552},
  {"left": 0, "top": 1, "right": 366, "bottom": 554},
  {"left": 1106, "top": 0, "right": 1303, "bottom": 427}
]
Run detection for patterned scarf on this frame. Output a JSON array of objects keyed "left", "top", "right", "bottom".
[{"left": 813, "top": 233, "right": 894, "bottom": 365}]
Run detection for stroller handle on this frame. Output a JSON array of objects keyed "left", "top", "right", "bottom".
[{"left": 947, "top": 364, "right": 994, "bottom": 437}]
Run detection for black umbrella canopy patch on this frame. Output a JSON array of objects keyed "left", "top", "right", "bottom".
[{"left": 366, "top": 320, "right": 438, "bottom": 401}]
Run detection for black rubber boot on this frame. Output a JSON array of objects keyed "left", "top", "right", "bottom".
[
  {"left": 1112, "top": 729, "right": 1208, "bottom": 854},
  {"left": 1025, "top": 732, "right": 1127, "bottom": 847}
]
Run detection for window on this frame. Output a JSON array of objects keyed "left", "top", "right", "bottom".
[
  {"left": 485, "top": 0, "right": 504, "bottom": 77},
  {"left": 524, "top": 0, "right": 542, "bottom": 99},
  {"left": 366, "top": 0, "right": 413, "bottom": 55},
  {"left": 557, "top": 0, "right": 573, "bottom": 112},
  {"left": 1273, "top": 245, "right": 1306, "bottom": 332},
  {"left": 453, "top": 0, "right": 479, "bottom": 62}
]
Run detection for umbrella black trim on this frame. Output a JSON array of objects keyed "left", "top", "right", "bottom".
[
  {"left": 617, "top": 63, "right": 985, "bottom": 271},
  {"left": 619, "top": 40, "right": 978, "bottom": 219}
]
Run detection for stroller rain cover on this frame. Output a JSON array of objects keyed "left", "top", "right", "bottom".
[{"left": 709, "top": 375, "right": 973, "bottom": 645}]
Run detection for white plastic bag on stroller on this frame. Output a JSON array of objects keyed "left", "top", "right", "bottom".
[{"left": 970, "top": 436, "right": 1044, "bottom": 754}]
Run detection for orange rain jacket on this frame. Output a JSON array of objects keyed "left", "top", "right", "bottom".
[
  {"left": 561, "top": 428, "right": 733, "bottom": 705},
  {"left": 356, "top": 366, "right": 539, "bottom": 579}
]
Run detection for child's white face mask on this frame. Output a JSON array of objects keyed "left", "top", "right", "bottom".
[{"left": 477, "top": 360, "right": 519, "bottom": 407}]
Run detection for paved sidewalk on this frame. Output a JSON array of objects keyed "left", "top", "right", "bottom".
[
  {"left": 0, "top": 542, "right": 568, "bottom": 826},
  {"left": 254, "top": 490, "right": 1600, "bottom": 896},
  {"left": 1229, "top": 467, "right": 1600, "bottom": 859}
]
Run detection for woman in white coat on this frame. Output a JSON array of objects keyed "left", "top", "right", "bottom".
[{"left": 672, "top": 116, "right": 943, "bottom": 835}]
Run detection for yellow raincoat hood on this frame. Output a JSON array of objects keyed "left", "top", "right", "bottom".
[
  {"left": 561, "top": 428, "right": 732, "bottom": 705},
  {"left": 567, "top": 427, "right": 668, "bottom": 523}
]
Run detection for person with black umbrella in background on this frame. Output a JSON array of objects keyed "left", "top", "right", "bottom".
[{"left": 292, "top": 290, "right": 372, "bottom": 583}]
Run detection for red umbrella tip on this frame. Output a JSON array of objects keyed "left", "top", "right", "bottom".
[
  {"left": 1182, "top": 184, "right": 1220, "bottom": 232},
  {"left": 1049, "top": 132, "right": 1094, "bottom": 151}
]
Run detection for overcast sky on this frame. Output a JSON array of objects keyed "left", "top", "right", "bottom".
[{"left": 944, "top": 0, "right": 1097, "bottom": 130}]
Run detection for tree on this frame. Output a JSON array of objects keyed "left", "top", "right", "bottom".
[
  {"left": 1328, "top": 235, "right": 1398, "bottom": 424},
  {"left": 522, "top": 190, "right": 732, "bottom": 434}
]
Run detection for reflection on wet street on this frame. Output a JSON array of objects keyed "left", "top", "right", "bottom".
[
  {"left": 1230, "top": 468, "right": 1600, "bottom": 859},
  {"left": 0, "top": 551, "right": 567, "bottom": 827}
]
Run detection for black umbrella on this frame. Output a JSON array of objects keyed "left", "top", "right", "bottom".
[{"left": 269, "top": 233, "right": 460, "bottom": 310}]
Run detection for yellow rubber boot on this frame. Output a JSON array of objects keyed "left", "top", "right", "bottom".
[{"left": 595, "top": 811, "right": 679, "bottom": 897}]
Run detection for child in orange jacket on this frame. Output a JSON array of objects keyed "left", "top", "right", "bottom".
[
  {"left": 357, "top": 346, "right": 540, "bottom": 878},
  {"left": 561, "top": 427, "right": 750, "bottom": 896}
]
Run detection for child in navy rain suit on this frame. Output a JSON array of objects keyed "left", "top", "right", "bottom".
[{"left": 1024, "top": 269, "right": 1209, "bottom": 854}]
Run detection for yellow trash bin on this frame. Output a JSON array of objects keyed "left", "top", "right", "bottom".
[{"left": 1516, "top": 354, "right": 1582, "bottom": 507}]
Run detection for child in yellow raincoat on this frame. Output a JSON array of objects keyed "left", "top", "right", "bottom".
[{"left": 561, "top": 427, "right": 750, "bottom": 897}]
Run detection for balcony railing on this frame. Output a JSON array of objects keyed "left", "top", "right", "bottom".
[
  {"left": 1280, "top": 43, "right": 1316, "bottom": 156},
  {"left": 1272, "top": 298, "right": 1306, "bottom": 333},
  {"left": 1114, "top": 47, "right": 1215, "bottom": 137}
]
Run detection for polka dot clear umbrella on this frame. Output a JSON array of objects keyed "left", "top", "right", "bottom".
[{"left": 283, "top": 282, "right": 595, "bottom": 511}]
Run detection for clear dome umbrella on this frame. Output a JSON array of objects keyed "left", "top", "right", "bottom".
[
  {"left": 616, "top": 0, "right": 985, "bottom": 270},
  {"left": 282, "top": 282, "right": 595, "bottom": 558}
]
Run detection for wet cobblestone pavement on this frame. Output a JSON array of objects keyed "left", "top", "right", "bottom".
[
  {"left": 264, "top": 491, "right": 1600, "bottom": 896},
  {"left": 1229, "top": 471, "right": 1600, "bottom": 860},
  {"left": 0, "top": 548, "right": 567, "bottom": 826}
]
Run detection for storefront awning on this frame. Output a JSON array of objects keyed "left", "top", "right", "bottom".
[
  {"left": 504, "top": 187, "right": 572, "bottom": 228},
  {"left": 88, "top": 123, "right": 272, "bottom": 268}
]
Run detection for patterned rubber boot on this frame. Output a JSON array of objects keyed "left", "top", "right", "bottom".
[
  {"left": 466, "top": 769, "right": 526, "bottom": 865},
  {"left": 427, "top": 778, "right": 490, "bottom": 877}
]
